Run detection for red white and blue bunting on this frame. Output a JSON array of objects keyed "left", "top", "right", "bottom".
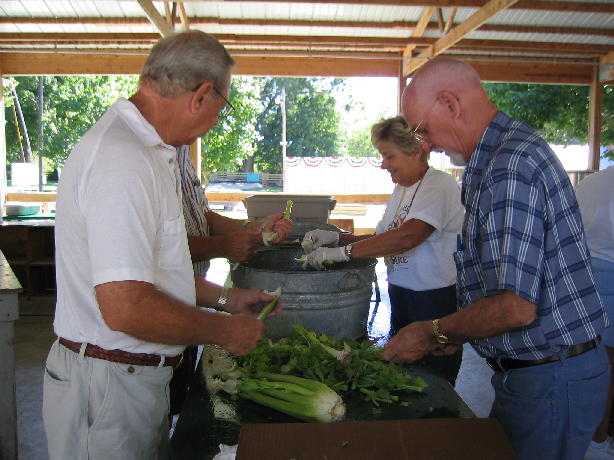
[
  {"left": 347, "top": 157, "right": 367, "bottom": 167},
  {"left": 324, "top": 157, "right": 344, "bottom": 167}
]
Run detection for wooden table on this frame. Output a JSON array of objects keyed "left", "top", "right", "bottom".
[
  {"left": 169, "top": 357, "right": 477, "bottom": 460},
  {"left": 0, "top": 251, "right": 23, "bottom": 460}
]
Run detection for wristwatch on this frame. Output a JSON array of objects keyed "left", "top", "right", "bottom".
[
  {"left": 432, "top": 319, "right": 449, "bottom": 344},
  {"left": 217, "top": 286, "right": 230, "bottom": 309},
  {"left": 343, "top": 244, "right": 353, "bottom": 260}
]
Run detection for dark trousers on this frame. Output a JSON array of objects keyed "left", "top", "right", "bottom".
[
  {"left": 388, "top": 283, "right": 463, "bottom": 386},
  {"left": 169, "top": 345, "right": 198, "bottom": 416}
]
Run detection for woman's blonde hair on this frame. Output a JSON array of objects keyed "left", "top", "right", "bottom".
[{"left": 371, "top": 116, "right": 428, "bottom": 160}]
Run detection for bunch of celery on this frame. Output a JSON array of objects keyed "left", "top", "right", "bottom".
[
  {"left": 236, "top": 324, "right": 427, "bottom": 406},
  {"left": 203, "top": 346, "right": 346, "bottom": 423}
]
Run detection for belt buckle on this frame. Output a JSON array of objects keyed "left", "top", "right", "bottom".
[{"left": 487, "top": 357, "right": 507, "bottom": 373}]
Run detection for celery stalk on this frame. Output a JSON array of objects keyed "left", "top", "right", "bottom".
[
  {"left": 262, "top": 200, "right": 293, "bottom": 246},
  {"left": 236, "top": 373, "right": 346, "bottom": 422},
  {"left": 257, "top": 286, "right": 282, "bottom": 320}
]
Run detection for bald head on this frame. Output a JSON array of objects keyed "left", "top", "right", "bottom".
[
  {"left": 408, "top": 57, "right": 483, "bottom": 102},
  {"left": 402, "top": 57, "right": 497, "bottom": 159}
]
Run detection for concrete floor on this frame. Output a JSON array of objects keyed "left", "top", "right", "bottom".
[{"left": 13, "top": 258, "right": 494, "bottom": 460}]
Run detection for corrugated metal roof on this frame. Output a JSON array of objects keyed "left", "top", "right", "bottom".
[{"left": 0, "top": 0, "right": 611, "bottom": 81}]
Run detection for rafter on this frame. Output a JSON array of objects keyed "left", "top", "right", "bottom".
[
  {"left": 172, "top": 0, "right": 614, "bottom": 14},
  {"left": 1, "top": 17, "right": 611, "bottom": 39},
  {"left": 406, "top": 0, "right": 520, "bottom": 75},
  {"left": 402, "top": 7, "right": 434, "bottom": 67},
  {"left": 136, "top": 0, "right": 174, "bottom": 37},
  {"left": 444, "top": 8, "right": 458, "bottom": 34},
  {"left": 177, "top": 2, "right": 190, "bottom": 30},
  {"left": 436, "top": 8, "right": 445, "bottom": 32},
  {"left": 0, "top": 33, "right": 610, "bottom": 58}
]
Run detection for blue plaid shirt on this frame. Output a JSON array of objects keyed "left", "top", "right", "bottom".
[{"left": 455, "top": 112, "right": 607, "bottom": 360}]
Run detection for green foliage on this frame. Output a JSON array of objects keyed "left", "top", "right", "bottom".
[
  {"left": 340, "top": 124, "right": 379, "bottom": 157},
  {"left": 202, "top": 76, "right": 261, "bottom": 173},
  {"left": 484, "top": 82, "right": 614, "bottom": 159},
  {"left": 254, "top": 77, "right": 345, "bottom": 172},
  {"left": 236, "top": 324, "right": 427, "bottom": 406},
  {"left": 4, "top": 75, "right": 138, "bottom": 169}
]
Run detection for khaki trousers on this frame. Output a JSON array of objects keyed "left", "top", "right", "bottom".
[{"left": 43, "top": 339, "right": 172, "bottom": 460}]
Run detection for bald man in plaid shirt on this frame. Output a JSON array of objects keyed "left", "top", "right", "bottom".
[{"left": 383, "top": 57, "right": 609, "bottom": 460}]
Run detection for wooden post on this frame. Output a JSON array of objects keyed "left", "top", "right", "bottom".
[
  {"left": 0, "top": 251, "right": 22, "bottom": 460},
  {"left": 0, "top": 67, "right": 6, "bottom": 223},
  {"left": 588, "top": 62, "right": 603, "bottom": 171},
  {"left": 189, "top": 139, "right": 202, "bottom": 182},
  {"left": 397, "top": 53, "right": 407, "bottom": 115}
]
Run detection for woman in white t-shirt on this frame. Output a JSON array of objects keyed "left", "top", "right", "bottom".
[{"left": 301, "top": 116, "right": 464, "bottom": 384}]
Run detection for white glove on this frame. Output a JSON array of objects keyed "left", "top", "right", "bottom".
[
  {"left": 301, "top": 229, "right": 340, "bottom": 253},
  {"left": 302, "top": 246, "right": 349, "bottom": 270}
]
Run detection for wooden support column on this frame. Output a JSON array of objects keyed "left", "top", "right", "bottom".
[
  {"left": 0, "top": 67, "right": 5, "bottom": 222},
  {"left": 189, "top": 139, "right": 202, "bottom": 181},
  {"left": 588, "top": 63, "right": 603, "bottom": 171},
  {"left": 0, "top": 252, "right": 22, "bottom": 460},
  {"left": 397, "top": 53, "right": 407, "bottom": 115}
]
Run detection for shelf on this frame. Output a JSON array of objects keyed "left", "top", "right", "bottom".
[
  {"left": 30, "top": 258, "right": 55, "bottom": 266},
  {"left": 6, "top": 258, "right": 27, "bottom": 266}
]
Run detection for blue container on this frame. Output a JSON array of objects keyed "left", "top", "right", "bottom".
[{"left": 246, "top": 172, "right": 261, "bottom": 183}]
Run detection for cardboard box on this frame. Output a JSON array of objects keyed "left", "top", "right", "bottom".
[{"left": 236, "top": 418, "right": 516, "bottom": 460}]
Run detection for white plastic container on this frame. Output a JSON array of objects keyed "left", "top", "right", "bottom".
[
  {"left": 243, "top": 194, "right": 336, "bottom": 223},
  {"left": 4, "top": 202, "right": 42, "bottom": 216}
]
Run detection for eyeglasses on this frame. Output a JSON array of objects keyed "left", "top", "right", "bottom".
[
  {"left": 411, "top": 121, "right": 428, "bottom": 143},
  {"left": 191, "top": 82, "right": 235, "bottom": 118},
  {"left": 212, "top": 87, "right": 235, "bottom": 118},
  {"left": 409, "top": 98, "right": 438, "bottom": 143}
]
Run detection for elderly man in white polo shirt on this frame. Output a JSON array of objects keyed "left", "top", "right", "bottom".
[{"left": 42, "top": 31, "right": 280, "bottom": 460}]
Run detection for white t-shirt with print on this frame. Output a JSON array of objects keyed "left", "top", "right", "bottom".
[
  {"left": 376, "top": 167, "right": 464, "bottom": 291},
  {"left": 54, "top": 98, "right": 195, "bottom": 356}
]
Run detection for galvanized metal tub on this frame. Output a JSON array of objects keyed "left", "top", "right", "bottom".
[{"left": 231, "top": 247, "right": 377, "bottom": 340}]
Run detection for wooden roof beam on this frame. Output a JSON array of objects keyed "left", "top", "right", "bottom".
[
  {"left": 405, "top": 0, "right": 520, "bottom": 76},
  {"left": 402, "top": 7, "right": 434, "bottom": 71},
  {"left": 177, "top": 2, "right": 190, "bottom": 31},
  {"left": 444, "top": 8, "right": 458, "bottom": 34},
  {"left": 1, "top": 17, "right": 611, "bottom": 39},
  {"left": 0, "top": 51, "right": 592, "bottom": 84},
  {"left": 136, "top": 0, "right": 174, "bottom": 37},
  {"left": 174, "top": 0, "right": 612, "bottom": 14},
  {"left": 0, "top": 33, "right": 609, "bottom": 57}
]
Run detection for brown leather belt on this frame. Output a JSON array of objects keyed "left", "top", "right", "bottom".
[
  {"left": 59, "top": 337, "right": 183, "bottom": 368},
  {"left": 486, "top": 338, "right": 599, "bottom": 372}
]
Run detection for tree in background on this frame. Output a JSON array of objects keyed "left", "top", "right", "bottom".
[
  {"left": 484, "top": 83, "right": 614, "bottom": 159},
  {"left": 340, "top": 124, "right": 379, "bottom": 157},
  {"left": 254, "top": 77, "right": 345, "bottom": 172},
  {"left": 4, "top": 75, "right": 138, "bottom": 175},
  {"left": 202, "top": 76, "right": 261, "bottom": 174},
  {"left": 337, "top": 94, "right": 391, "bottom": 158}
]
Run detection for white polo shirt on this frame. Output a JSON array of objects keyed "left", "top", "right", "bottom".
[
  {"left": 54, "top": 98, "right": 195, "bottom": 356},
  {"left": 376, "top": 167, "right": 463, "bottom": 291}
]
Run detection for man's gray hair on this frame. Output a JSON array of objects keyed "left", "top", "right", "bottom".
[
  {"left": 371, "top": 116, "right": 428, "bottom": 160},
  {"left": 140, "top": 30, "right": 235, "bottom": 98}
]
